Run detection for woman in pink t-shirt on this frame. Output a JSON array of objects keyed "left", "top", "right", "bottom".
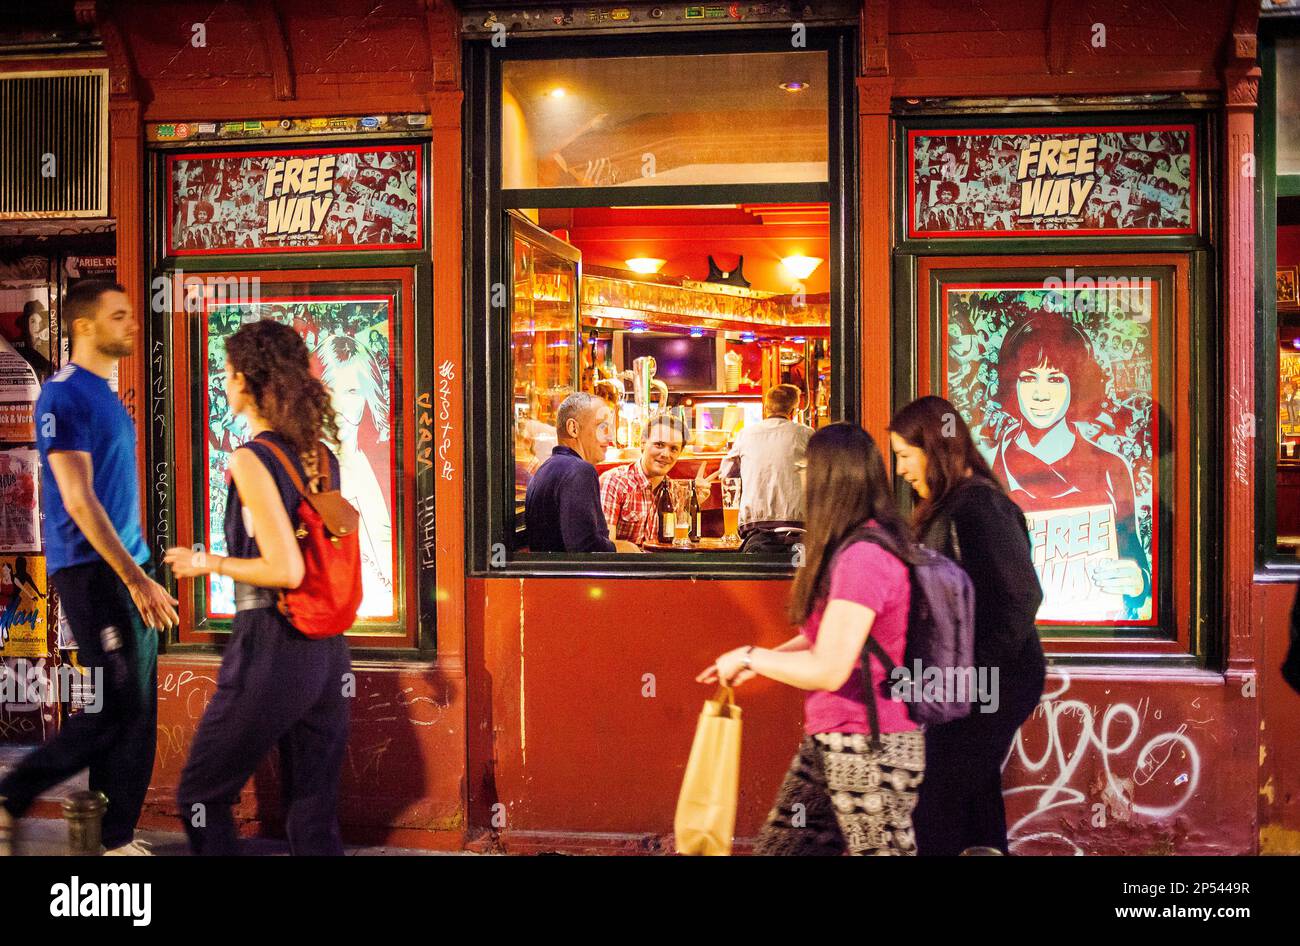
[{"left": 698, "top": 423, "right": 924, "bottom": 855}]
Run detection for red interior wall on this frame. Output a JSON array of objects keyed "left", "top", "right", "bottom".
[
  {"left": 1278, "top": 225, "right": 1300, "bottom": 269},
  {"left": 543, "top": 207, "right": 832, "bottom": 295}
]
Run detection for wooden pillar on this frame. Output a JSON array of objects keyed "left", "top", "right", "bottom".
[
  {"left": 859, "top": 0, "right": 893, "bottom": 445},
  {"left": 1222, "top": 17, "right": 1260, "bottom": 679},
  {"left": 108, "top": 100, "right": 144, "bottom": 428},
  {"left": 91, "top": 0, "right": 148, "bottom": 504},
  {"left": 428, "top": 87, "right": 466, "bottom": 670}
]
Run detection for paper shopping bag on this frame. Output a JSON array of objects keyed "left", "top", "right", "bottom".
[{"left": 674, "top": 686, "right": 742, "bottom": 856}]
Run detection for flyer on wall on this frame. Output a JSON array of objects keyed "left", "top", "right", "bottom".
[
  {"left": 0, "top": 554, "right": 48, "bottom": 659},
  {"left": 0, "top": 446, "right": 40, "bottom": 553}
]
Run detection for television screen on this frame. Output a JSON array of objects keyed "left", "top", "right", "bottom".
[{"left": 623, "top": 334, "right": 717, "bottom": 391}]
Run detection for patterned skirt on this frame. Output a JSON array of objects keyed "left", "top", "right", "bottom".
[{"left": 755, "top": 730, "right": 926, "bottom": 856}]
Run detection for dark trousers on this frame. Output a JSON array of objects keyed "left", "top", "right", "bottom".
[
  {"left": 0, "top": 561, "right": 158, "bottom": 849},
  {"left": 177, "top": 607, "right": 351, "bottom": 856},
  {"left": 912, "top": 648, "right": 1045, "bottom": 856}
]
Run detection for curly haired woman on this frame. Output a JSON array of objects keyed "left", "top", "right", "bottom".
[{"left": 165, "top": 319, "right": 352, "bottom": 855}]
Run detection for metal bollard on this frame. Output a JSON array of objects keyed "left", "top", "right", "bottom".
[
  {"left": 62, "top": 790, "right": 109, "bottom": 856},
  {"left": 959, "top": 845, "right": 1004, "bottom": 856}
]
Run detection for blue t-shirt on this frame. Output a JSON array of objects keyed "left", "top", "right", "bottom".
[{"left": 36, "top": 364, "right": 149, "bottom": 574}]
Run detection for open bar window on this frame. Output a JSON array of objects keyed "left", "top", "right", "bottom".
[
  {"left": 467, "top": 29, "right": 858, "bottom": 575},
  {"left": 500, "top": 50, "right": 828, "bottom": 190}
]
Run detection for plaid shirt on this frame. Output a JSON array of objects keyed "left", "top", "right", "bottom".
[{"left": 599, "top": 461, "right": 657, "bottom": 546}]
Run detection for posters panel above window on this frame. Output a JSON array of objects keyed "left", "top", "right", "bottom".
[
  {"left": 908, "top": 125, "right": 1196, "bottom": 238},
  {"left": 942, "top": 278, "right": 1158, "bottom": 627},
  {"left": 166, "top": 145, "right": 424, "bottom": 256}
]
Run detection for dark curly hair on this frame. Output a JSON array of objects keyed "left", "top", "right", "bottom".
[{"left": 224, "top": 319, "right": 339, "bottom": 462}]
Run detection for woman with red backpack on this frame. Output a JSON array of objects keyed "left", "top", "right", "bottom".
[
  {"left": 889, "top": 395, "right": 1047, "bottom": 856},
  {"left": 698, "top": 423, "right": 925, "bottom": 855},
  {"left": 165, "top": 319, "right": 359, "bottom": 855}
]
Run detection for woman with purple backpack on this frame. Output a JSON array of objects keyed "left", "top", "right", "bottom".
[
  {"left": 698, "top": 422, "right": 925, "bottom": 855},
  {"left": 889, "top": 396, "right": 1047, "bottom": 856}
]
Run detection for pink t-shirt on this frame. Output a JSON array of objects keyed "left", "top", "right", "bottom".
[{"left": 801, "top": 537, "right": 915, "bottom": 736}]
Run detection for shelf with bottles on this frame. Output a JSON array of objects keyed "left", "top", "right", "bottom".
[{"left": 521, "top": 262, "right": 829, "bottom": 334}]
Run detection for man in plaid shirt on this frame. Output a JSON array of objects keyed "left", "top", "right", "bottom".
[{"left": 600, "top": 413, "right": 712, "bottom": 547}]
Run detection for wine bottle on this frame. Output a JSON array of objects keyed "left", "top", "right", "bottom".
[
  {"left": 656, "top": 480, "right": 675, "bottom": 542},
  {"left": 688, "top": 481, "right": 702, "bottom": 542}
]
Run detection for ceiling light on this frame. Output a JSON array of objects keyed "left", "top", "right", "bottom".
[
  {"left": 549, "top": 87, "right": 567, "bottom": 99},
  {"left": 779, "top": 81, "right": 810, "bottom": 93},
  {"left": 781, "top": 255, "right": 823, "bottom": 279},
  {"left": 625, "top": 257, "right": 666, "bottom": 274}
]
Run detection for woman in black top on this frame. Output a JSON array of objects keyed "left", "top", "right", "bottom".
[
  {"left": 165, "top": 320, "right": 351, "bottom": 855},
  {"left": 889, "top": 395, "right": 1046, "bottom": 855}
]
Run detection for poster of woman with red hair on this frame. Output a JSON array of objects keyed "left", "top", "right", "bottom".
[{"left": 946, "top": 282, "right": 1156, "bottom": 624}]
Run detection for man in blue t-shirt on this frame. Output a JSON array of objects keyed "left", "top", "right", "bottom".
[{"left": 0, "top": 281, "right": 178, "bottom": 858}]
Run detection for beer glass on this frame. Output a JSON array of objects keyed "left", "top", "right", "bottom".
[
  {"left": 669, "top": 480, "right": 694, "bottom": 549},
  {"left": 721, "top": 478, "right": 742, "bottom": 548}
]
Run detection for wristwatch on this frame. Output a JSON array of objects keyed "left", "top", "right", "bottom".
[{"left": 742, "top": 645, "right": 755, "bottom": 671}]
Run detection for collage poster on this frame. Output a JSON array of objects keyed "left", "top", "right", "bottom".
[
  {"left": 945, "top": 281, "right": 1157, "bottom": 624},
  {"left": 0, "top": 555, "right": 48, "bottom": 659},
  {"left": 205, "top": 297, "right": 396, "bottom": 620},
  {"left": 169, "top": 146, "right": 421, "bottom": 255},
  {"left": 911, "top": 126, "right": 1194, "bottom": 237}
]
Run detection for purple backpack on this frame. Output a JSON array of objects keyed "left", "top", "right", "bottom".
[{"left": 848, "top": 525, "right": 977, "bottom": 745}]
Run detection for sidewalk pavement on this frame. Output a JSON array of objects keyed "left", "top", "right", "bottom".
[
  {"left": 10, "top": 816, "right": 472, "bottom": 856},
  {"left": 2, "top": 745, "right": 475, "bottom": 856}
]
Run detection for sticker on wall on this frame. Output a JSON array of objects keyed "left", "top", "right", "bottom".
[
  {"left": 166, "top": 145, "right": 423, "bottom": 256},
  {"left": 909, "top": 125, "right": 1196, "bottom": 238},
  {"left": 943, "top": 278, "right": 1158, "bottom": 625}
]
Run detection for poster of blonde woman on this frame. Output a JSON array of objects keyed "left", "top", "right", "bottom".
[{"left": 204, "top": 296, "right": 396, "bottom": 621}]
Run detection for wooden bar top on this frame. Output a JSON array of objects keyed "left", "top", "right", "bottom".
[{"left": 640, "top": 537, "right": 743, "bottom": 552}]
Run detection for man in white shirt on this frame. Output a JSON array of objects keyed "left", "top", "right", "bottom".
[{"left": 719, "top": 384, "right": 813, "bottom": 539}]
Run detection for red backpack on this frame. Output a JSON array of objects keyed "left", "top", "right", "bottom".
[{"left": 259, "top": 440, "right": 363, "bottom": 639}]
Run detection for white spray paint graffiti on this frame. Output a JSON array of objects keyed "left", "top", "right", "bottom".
[{"left": 1004, "top": 671, "right": 1202, "bottom": 854}]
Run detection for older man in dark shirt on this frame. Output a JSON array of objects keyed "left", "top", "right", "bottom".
[{"left": 525, "top": 392, "right": 637, "bottom": 553}]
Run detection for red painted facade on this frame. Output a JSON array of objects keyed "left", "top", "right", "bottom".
[{"left": 5, "top": 0, "right": 1298, "bottom": 855}]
